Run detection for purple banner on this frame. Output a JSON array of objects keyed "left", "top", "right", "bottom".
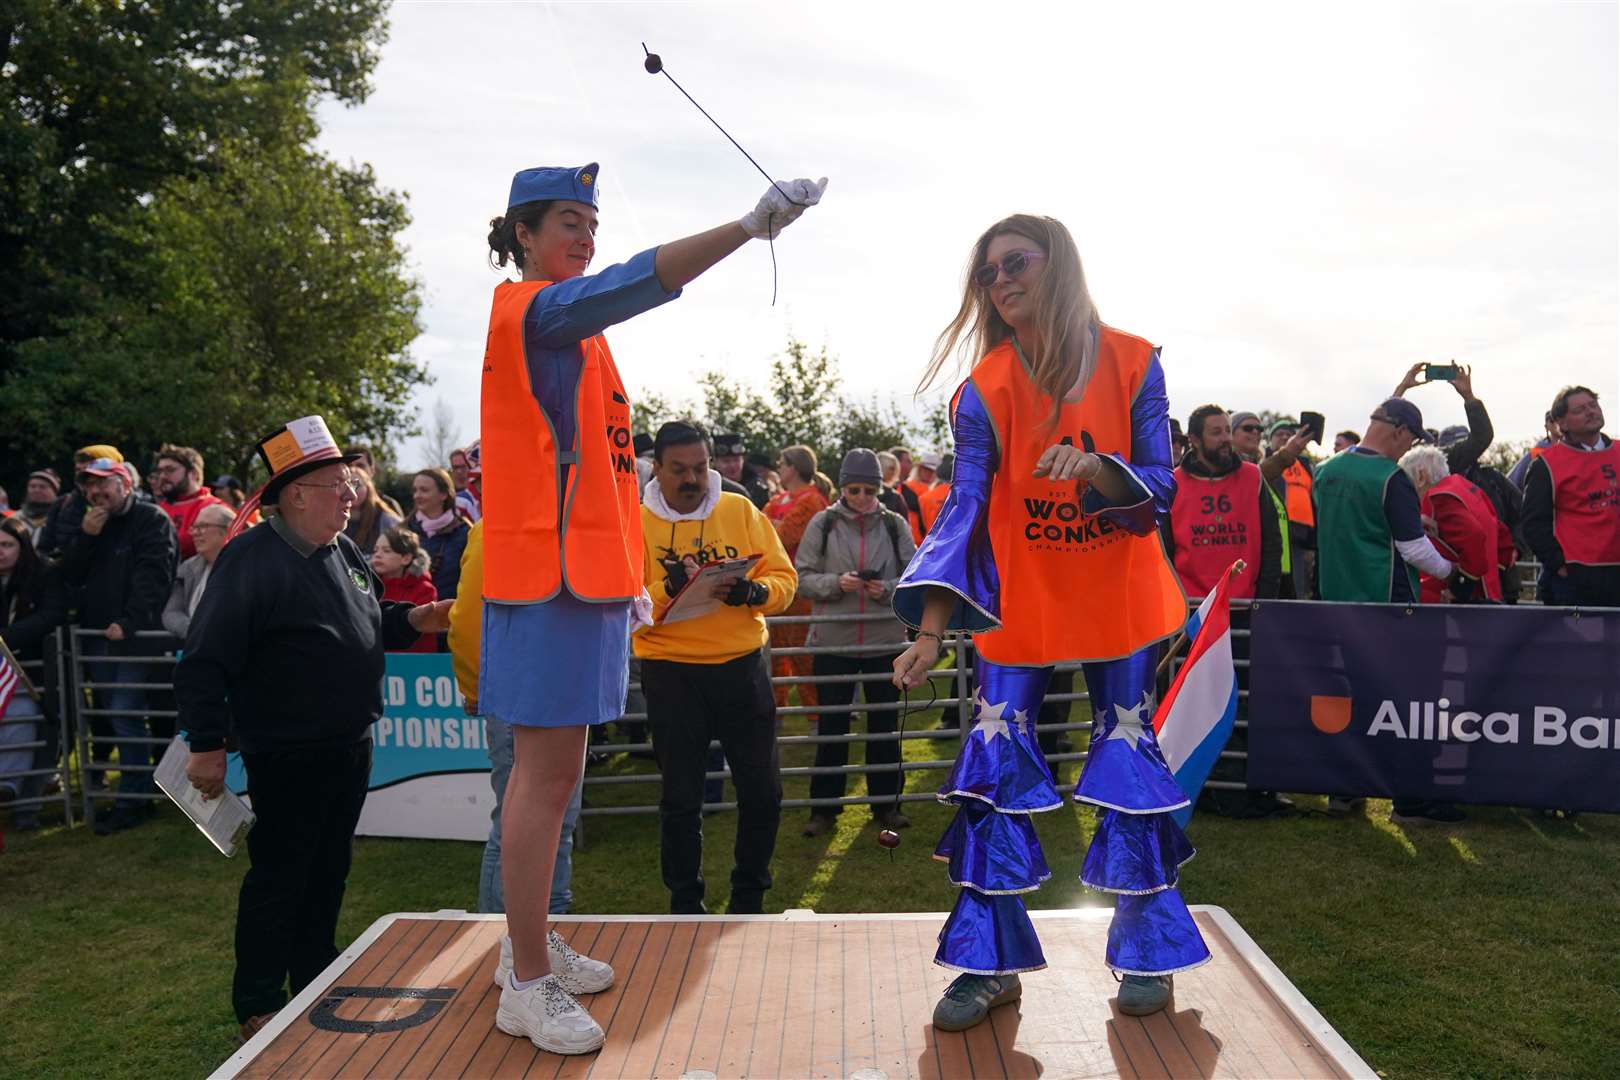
[{"left": 1248, "top": 601, "right": 1620, "bottom": 813}]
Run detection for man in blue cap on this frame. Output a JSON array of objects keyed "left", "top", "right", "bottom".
[
  {"left": 1313, "top": 399, "right": 1468, "bottom": 824},
  {"left": 1315, "top": 397, "right": 1455, "bottom": 606}
]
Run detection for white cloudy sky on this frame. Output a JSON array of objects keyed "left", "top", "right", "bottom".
[{"left": 316, "top": 1, "right": 1618, "bottom": 465}]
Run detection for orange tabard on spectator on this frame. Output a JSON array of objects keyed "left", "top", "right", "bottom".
[
  {"left": 1282, "top": 459, "right": 1315, "bottom": 527},
  {"left": 969, "top": 330, "right": 1184, "bottom": 666},
  {"left": 480, "top": 279, "right": 643, "bottom": 603},
  {"left": 918, "top": 482, "right": 951, "bottom": 534},
  {"left": 1423, "top": 474, "right": 1508, "bottom": 602},
  {"left": 1170, "top": 462, "right": 1262, "bottom": 599},
  {"left": 1542, "top": 441, "right": 1620, "bottom": 565}
]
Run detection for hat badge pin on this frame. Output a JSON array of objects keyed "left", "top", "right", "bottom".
[{"left": 579, "top": 171, "right": 594, "bottom": 186}]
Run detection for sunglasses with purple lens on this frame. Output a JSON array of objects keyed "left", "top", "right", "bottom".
[{"left": 972, "top": 249, "right": 1046, "bottom": 289}]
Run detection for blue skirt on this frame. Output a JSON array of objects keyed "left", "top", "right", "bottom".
[{"left": 479, "top": 595, "right": 630, "bottom": 727}]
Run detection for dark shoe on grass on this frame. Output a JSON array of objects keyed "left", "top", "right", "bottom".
[
  {"left": 1325, "top": 797, "right": 1365, "bottom": 818},
  {"left": 932, "top": 972, "right": 1021, "bottom": 1032},
  {"left": 1117, "top": 974, "right": 1171, "bottom": 1016},
  {"left": 875, "top": 808, "right": 911, "bottom": 830},
  {"left": 1391, "top": 801, "right": 1465, "bottom": 825},
  {"left": 801, "top": 814, "right": 836, "bottom": 838},
  {"left": 237, "top": 1012, "right": 277, "bottom": 1046},
  {"left": 93, "top": 805, "right": 148, "bottom": 836}
]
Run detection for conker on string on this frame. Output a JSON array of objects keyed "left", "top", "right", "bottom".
[
  {"left": 877, "top": 829, "right": 902, "bottom": 850},
  {"left": 643, "top": 53, "right": 663, "bottom": 74}
]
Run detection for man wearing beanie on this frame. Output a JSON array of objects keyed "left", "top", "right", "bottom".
[
  {"left": 794, "top": 448, "right": 917, "bottom": 837},
  {"left": 15, "top": 469, "right": 61, "bottom": 542},
  {"left": 634, "top": 420, "right": 797, "bottom": 915}
]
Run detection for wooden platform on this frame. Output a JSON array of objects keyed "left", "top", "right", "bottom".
[{"left": 215, "top": 908, "right": 1373, "bottom": 1080}]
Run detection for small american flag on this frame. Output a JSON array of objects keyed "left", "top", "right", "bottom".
[
  {"left": 0, "top": 637, "right": 35, "bottom": 718},
  {"left": 0, "top": 646, "right": 20, "bottom": 717}
]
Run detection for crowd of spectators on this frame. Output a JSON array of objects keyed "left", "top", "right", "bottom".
[{"left": 2, "top": 374, "right": 1613, "bottom": 858}]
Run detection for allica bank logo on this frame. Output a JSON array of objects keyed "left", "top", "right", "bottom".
[{"left": 1311, "top": 696, "right": 1620, "bottom": 750}]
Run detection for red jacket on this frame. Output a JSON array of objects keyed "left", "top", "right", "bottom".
[
  {"left": 162, "top": 487, "right": 225, "bottom": 560},
  {"left": 381, "top": 572, "right": 438, "bottom": 652}
]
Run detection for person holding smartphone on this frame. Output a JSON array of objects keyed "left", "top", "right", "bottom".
[
  {"left": 793, "top": 449, "right": 918, "bottom": 838},
  {"left": 1392, "top": 361, "right": 1495, "bottom": 477}
]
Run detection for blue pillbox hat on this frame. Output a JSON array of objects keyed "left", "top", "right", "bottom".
[{"left": 507, "top": 163, "right": 600, "bottom": 211}]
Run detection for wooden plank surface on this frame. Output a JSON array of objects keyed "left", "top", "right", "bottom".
[{"left": 230, "top": 912, "right": 1358, "bottom": 1080}]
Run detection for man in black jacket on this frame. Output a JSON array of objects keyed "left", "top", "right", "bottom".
[
  {"left": 61, "top": 456, "right": 178, "bottom": 833},
  {"left": 176, "top": 416, "right": 450, "bottom": 1041}
]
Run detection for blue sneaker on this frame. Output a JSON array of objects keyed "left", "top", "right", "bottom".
[{"left": 932, "top": 972, "right": 1022, "bottom": 1032}]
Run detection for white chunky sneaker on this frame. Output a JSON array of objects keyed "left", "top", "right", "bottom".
[
  {"left": 494, "top": 933, "right": 615, "bottom": 995},
  {"left": 495, "top": 973, "right": 605, "bottom": 1055}
]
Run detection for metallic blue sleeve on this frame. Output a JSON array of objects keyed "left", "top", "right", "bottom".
[
  {"left": 893, "top": 380, "right": 1001, "bottom": 632},
  {"left": 528, "top": 247, "right": 681, "bottom": 348},
  {"left": 1081, "top": 348, "right": 1176, "bottom": 536}
]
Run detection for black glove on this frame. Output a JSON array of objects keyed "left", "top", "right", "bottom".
[
  {"left": 723, "top": 578, "right": 768, "bottom": 607},
  {"left": 662, "top": 559, "right": 690, "bottom": 596}
]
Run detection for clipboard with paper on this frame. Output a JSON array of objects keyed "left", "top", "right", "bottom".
[
  {"left": 658, "top": 554, "right": 763, "bottom": 625},
  {"left": 153, "top": 736, "right": 256, "bottom": 857}
]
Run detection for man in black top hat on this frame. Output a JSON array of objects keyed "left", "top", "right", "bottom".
[
  {"left": 713, "top": 433, "right": 771, "bottom": 508},
  {"left": 177, "top": 416, "right": 451, "bottom": 1041}
]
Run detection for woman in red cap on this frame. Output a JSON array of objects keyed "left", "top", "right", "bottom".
[{"left": 480, "top": 163, "right": 826, "bottom": 1055}]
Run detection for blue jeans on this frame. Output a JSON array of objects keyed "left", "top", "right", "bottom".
[
  {"left": 81, "top": 636, "right": 152, "bottom": 809},
  {"left": 478, "top": 717, "right": 583, "bottom": 915}
]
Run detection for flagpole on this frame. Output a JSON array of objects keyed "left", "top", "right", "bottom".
[{"left": 1155, "top": 560, "right": 1247, "bottom": 680}]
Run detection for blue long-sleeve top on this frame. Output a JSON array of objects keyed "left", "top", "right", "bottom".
[
  {"left": 893, "top": 348, "right": 1177, "bottom": 632},
  {"left": 522, "top": 247, "right": 680, "bottom": 451}
]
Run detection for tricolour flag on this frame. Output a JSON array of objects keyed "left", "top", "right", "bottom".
[{"left": 1152, "top": 562, "right": 1241, "bottom": 828}]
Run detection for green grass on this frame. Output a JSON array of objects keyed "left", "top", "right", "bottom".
[{"left": 3, "top": 705, "right": 1618, "bottom": 1079}]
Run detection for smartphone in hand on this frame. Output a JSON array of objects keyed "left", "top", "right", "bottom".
[
  {"left": 1424, "top": 362, "right": 1460, "bottom": 382},
  {"left": 1299, "top": 411, "right": 1325, "bottom": 443}
]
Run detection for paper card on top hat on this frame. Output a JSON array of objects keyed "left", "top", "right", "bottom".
[{"left": 260, "top": 416, "right": 340, "bottom": 474}]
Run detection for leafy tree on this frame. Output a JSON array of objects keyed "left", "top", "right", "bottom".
[
  {"left": 636, "top": 335, "right": 954, "bottom": 476},
  {"left": 0, "top": 0, "right": 416, "bottom": 480},
  {"left": 3, "top": 140, "right": 423, "bottom": 479},
  {"left": 1481, "top": 438, "right": 1535, "bottom": 476}
]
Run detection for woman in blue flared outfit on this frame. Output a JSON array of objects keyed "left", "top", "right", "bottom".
[{"left": 892, "top": 214, "right": 1208, "bottom": 1030}]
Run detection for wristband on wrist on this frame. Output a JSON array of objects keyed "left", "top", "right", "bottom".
[{"left": 915, "top": 629, "right": 943, "bottom": 644}]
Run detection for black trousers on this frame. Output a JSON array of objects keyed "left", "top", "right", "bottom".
[
  {"left": 809, "top": 651, "right": 902, "bottom": 812},
  {"left": 233, "top": 738, "right": 371, "bottom": 1022},
  {"left": 643, "top": 650, "right": 781, "bottom": 915}
]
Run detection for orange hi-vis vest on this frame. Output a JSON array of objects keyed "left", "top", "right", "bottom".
[
  {"left": 480, "top": 279, "right": 643, "bottom": 603},
  {"left": 1171, "top": 461, "right": 1263, "bottom": 600},
  {"left": 1283, "top": 459, "right": 1315, "bottom": 528},
  {"left": 970, "top": 329, "right": 1185, "bottom": 666},
  {"left": 1542, "top": 440, "right": 1620, "bottom": 566}
]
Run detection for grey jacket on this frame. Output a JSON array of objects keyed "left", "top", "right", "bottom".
[
  {"left": 161, "top": 554, "right": 213, "bottom": 642},
  {"left": 795, "top": 500, "right": 917, "bottom": 650}
]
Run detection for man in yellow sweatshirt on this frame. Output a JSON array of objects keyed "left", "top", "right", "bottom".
[{"left": 636, "top": 421, "right": 797, "bottom": 915}]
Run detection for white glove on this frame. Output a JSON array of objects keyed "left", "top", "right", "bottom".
[{"left": 738, "top": 177, "right": 829, "bottom": 240}]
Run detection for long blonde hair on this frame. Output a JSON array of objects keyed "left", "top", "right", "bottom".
[{"left": 920, "top": 214, "right": 1099, "bottom": 429}]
